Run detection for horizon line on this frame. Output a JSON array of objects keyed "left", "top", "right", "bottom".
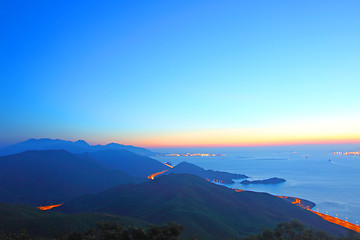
[
  {"left": 1, "top": 137, "right": 359, "bottom": 149},
  {"left": 147, "top": 140, "right": 360, "bottom": 149}
]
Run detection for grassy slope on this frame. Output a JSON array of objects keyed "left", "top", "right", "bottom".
[{"left": 0, "top": 202, "right": 151, "bottom": 236}]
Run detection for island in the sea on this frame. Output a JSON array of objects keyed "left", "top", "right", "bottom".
[{"left": 241, "top": 177, "right": 286, "bottom": 185}]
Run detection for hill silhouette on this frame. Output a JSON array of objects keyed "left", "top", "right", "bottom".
[
  {"left": 166, "top": 161, "right": 248, "bottom": 183},
  {"left": 0, "top": 150, "right": 143, "bottom": 205},
  {"left": 58, "top": 174, "right": 349, "bottom": 239},
  {"left": 0, "top": 138, "right": 156, "bottom": 156},
  {"left": 82, "top": 149, "right": 169, "bottom": 178}
]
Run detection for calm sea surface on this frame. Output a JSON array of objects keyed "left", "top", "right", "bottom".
[{"left": 153, "top": 146, "right": 360, "bottom": 224}]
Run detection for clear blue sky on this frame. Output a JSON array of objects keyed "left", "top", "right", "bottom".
[{"left": 1, "top": 0, "right": 360, "bottom": 147}]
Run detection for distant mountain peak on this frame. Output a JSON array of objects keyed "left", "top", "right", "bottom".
[
  {"left": 105, "top": 142, "right": 125, "bottom": 147},
  {"left": 25, "top": 138, "right": 51, "bottom": 142},
  {"left": 74, "top": 139, "right": 90, "bottom": 146},
  {"left": 177, "top": 161, "right": 200, "bottom": 168},
  {"left": 25, "top": 138, "right": 36, "bottom": 142},
  {"left": 0, "top": 138, "right": 157, "bottom": 157}
]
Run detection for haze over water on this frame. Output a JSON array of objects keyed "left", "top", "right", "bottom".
[{"left": 153, "top": 145, "right": 360, "bottom": 224}]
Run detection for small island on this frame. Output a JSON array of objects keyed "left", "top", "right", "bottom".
[{"left": 241, "top": 177, "right": 286, "bottom": 185}]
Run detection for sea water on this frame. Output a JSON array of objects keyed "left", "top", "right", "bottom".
[{"left": 152, "top": 146, "right": 360, "bottom": 224}]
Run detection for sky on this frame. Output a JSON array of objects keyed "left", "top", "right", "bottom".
[{"left": 1, "top": 0, "right": 360, "bottom": 148}]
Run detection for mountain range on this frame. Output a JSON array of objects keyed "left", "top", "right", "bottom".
[
  {"left": 0, "top": 138, "right": 157, "bottom": 156},
  {"left": 0, "top": 138, "right": 357, "bottom": 239}
]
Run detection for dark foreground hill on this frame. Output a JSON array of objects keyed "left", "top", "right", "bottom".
[
  {"left": 0, "top": 202, "right": 150, "bottom": 236},
  {"left": 166, "top": 161, "right": 248, "bottom": 183},
  {"left": 0, "top": 138, "right": 157, "bottom": 156},
  {"left": 82, "top": 149, "right": 169, "bottom": 178},
  {"left": 0, "top": 150, "right": 143, "bottom": 205},
  {"left": 58, "top": 174, "right": 350, "bottom": 240}
]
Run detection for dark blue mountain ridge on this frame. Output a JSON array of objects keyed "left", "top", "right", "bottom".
[
  {"left": 0, "top": 150, "right": 143, "bottom": 205},
  {"left": 0, "top": 138, "right": 157, "bottom": 156},
  {"left": 166, "top": 161, "right": 248, "bottom": 183},
  {"left": 81, "top": 149, "right": 170, "bottom": 178}
]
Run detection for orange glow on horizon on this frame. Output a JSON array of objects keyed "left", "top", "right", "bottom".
[
  {"left": 89, "top": 135, "right": 360, "bottom": 149},
  {"left": 106, "top": 128, "right": 360, "bottom": 148},
  {"left": 82, "top": 116, "right": 360, "bottom": 148},
  {"left": 139, "top": 137, "right": 360, "bottom": 149}
]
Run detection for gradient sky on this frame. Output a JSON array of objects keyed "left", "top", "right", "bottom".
[{"left": 1, "top": 0, "right": 360, "bottom": 148}]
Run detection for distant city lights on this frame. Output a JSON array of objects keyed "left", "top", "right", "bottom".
[
  {"left": 158, "top": 153, "right": 225, "bottom": 157},
  {"left": 333, "top": 151, "right": 360, "bottom": 156}
]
